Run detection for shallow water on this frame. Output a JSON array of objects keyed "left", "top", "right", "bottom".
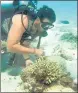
[{"left": 1, "top": 1, "right": 77, "bottom": 92}]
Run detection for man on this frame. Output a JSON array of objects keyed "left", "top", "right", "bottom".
[{"left": 7, "top": 5, "right": 56, "bottom": 67}]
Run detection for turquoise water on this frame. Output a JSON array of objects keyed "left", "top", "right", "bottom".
[
  {"left": 1, "top": 1, "right": 77, "bottom": 22},
  {"left": 1, "top": 53, "right": 22, "bottom": 76},
  {"left": 1, "top": 1, "right": 77, "bottom": 92},
  {"left": 1, "top": 54, "right": 9, "bottom": 72},
  {"left": 1, "top": 0, "right": 77, "bottom": 72},
  {"left": 1, "top": 0, "right": 77, "bottom": 75},
  {"left": 37, "top": 1, "right": 77, "bottom": 22}
]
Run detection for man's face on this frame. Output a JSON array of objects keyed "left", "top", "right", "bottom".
[
  {"left": 31, "top": 18, "right": 53, "bottom": 37},
  {"left": 34, "top": 18, "right": 52, "bottom": 31},
  {"left": 40, "top": 18, "right": 52, "bottom": 31}
]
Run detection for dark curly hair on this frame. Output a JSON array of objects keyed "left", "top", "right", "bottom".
[{"left": 37, "top": 5, "right": 56, "bottom": 23}]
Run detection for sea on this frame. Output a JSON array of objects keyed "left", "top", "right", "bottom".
[{"left": 1, "top": 1, "right": 77, "bottom": 92}]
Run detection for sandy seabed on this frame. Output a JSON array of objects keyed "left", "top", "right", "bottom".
[
  {"left": 1, "top": 72, "right": 76, "bottom": 92},
  {"left": 1, "top": 24, "right": 77, "bottom": 92}
]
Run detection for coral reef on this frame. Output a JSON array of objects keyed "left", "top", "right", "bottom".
[
  {"left": 21, "top": 65, "right": 34, "bottom": 82},
  {"left": 43, "top": 85, "right": 74, "bottom": 92},
  {"left": 60, "top": 32, "right": 77, "bottom": 43},
  {"left": 21, "top": 66, "right": 45, "bottom": 92},
  {"left": 47, "top": 56, "right": 67, "bottom": 72},
  {"left": 32, "top": 56, "right": 62, "bottom": 84},
  {"left": 59, "top": 73, "right": 73, "bottom": 87},
  {"left": 21, "top": 56, "right": 63, "bottom": 84},
  {"left": 20, "top": 56, "right": 74, "bottom": 92}
]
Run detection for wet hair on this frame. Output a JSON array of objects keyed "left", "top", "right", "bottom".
[{"left": 37, "top": 5, "right": 56, "bottom": 23}]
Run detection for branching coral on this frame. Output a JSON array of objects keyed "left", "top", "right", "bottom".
[
  {"left": 20, "top": 64, "right": 44, "bottom": 92},
  {"left": 21, "top": 65, "right": 34, "bottom": 82},
  {"left": 21, "top": 56, "right": 64, "bottom": 85},
  {"left": 32, "top": 56, "right": 63, "bottom": 85},
  {"left": 20, "top": 56, "right": 73, "bottom": 92}
]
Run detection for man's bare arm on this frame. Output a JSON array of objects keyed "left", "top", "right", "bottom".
[
  {"left": 7, "top": 14, "right": 43, "bottom": 56},
  {"left": 7, "top": 14, "right": 35, "bottom": 54}
]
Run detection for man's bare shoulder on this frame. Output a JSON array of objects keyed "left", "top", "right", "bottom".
[{"left": 12, "top": 14, "right": 28, "bottom": 28}]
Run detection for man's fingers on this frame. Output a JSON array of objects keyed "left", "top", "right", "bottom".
[{"left": 41, "top": 51, "right": 45, "bottom": 56}]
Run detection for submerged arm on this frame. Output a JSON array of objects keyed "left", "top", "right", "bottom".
[
  {"left": 7, "top": 14, "right": 43, "bottom": 56},
  {"left": 7, "top": 14, "right": 35, "bottom": 54}
]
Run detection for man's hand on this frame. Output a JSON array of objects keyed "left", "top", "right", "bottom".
[
  {"left": 26, "top": 59, "right": 33, "bottom": 66},
  {"left": 34, "top": 49, "right": 45, "bottom": 56}
]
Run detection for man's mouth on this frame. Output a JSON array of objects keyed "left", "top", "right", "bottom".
[{"left": 40, "top": 31, "right": 48, "bottom": 37}]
